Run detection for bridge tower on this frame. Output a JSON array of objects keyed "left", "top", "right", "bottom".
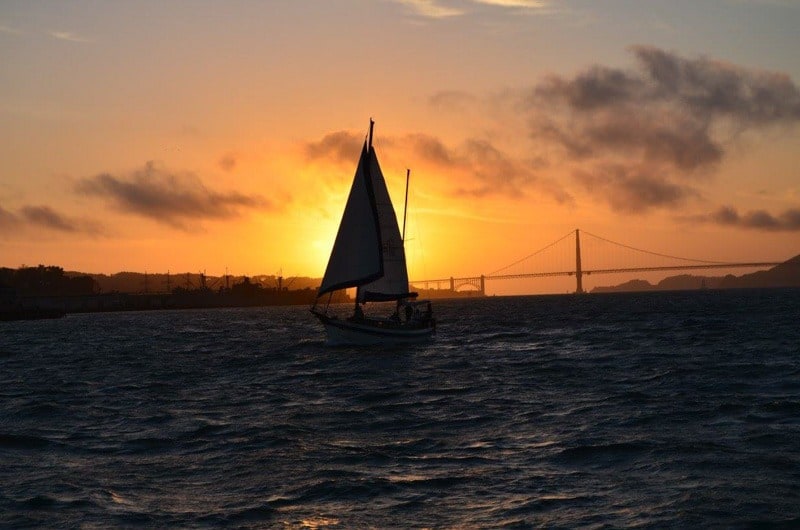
[{"left": 575, "top": 229, "right": 584, "bottom": 294}]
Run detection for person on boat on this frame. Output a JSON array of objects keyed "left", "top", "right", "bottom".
[{"left": 404, "top": 303, "right": 413, "bottom": 322}]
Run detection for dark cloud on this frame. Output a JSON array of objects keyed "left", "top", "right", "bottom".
[
  {"left": 0, "top": 203, "right": 100, "bottom": 235},
  {"left": 20, "top": 205, "right": 78, "bottom": 232},
  {"left": 536, "top": 66, "right": 645, "bottom": 111},
  {"left": 709, "top": 205, "right": 800, "bottom": 232},
  {"left": 536, "top": 45, "right": 800, "bottom": 131},
  {"left": 454, "top": 138, "right": 539, "bottom": 197},
  {"left": 0, "top": 205, "right": 20, "bottom": 232},
  {"left": 76, "top": 161, "right": 273, "bottom": 230},
  {"left": 573, "top": 165, "right": 693, "bottom": 214},
  {"left": 406, "top": 133, "right": 455, "bottom": 166},
  {"left": 528, "top": 46, "right": 800, "bottom": 213},
  {"left": 218, "top": 152, "right": 237, "bottom": 172},
  {"left": 304, "top": 131, "right": 363, "bottom": 164},
  {"left": 633, "top": 46, "right": 800, "bottom": 124},
  {"left": 408, "top": 134, "right": 569, "bottom": 202}
]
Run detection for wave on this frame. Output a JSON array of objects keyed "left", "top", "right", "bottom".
[
  {"left": 14, "top": 494, "right": 94, "bottom": 511},
  {"left": 213, "top": 505, "right": 276, "bottom": 526},
  {"left": 554, "top": 441, "right": 653, "bottom": 464},
  {"left": 118, "top": 436, "right": 176, "bottom": 454},
  {"left": 0, "top": 433, "right": 51, "bottom": 450},
  {"left": 738, "top": 516, "right": 800, "bottom": 529},
  {"left": 286, "top": 477, "right": 400, "bottom": 504}
]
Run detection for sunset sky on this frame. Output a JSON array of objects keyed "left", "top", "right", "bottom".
[{"left": 2, "top": 0, "right": 799, "bottom": 294}]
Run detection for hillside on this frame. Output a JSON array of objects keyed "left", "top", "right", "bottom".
[{"left": 592, "top": 255, "right": 800, "bottom": 293}]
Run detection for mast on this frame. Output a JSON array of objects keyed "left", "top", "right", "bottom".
[
  {"left": 368, "top": 118, "right": 375, "bottom": 151},
  {"left": 357, "top": 118, "right": 375, "bottom": 312},
  {"left": 575, "top": 228, "right": 584, "bottom": 294},
  {"left": 402, "top": 169, "right": 410, "bottom": 242}
]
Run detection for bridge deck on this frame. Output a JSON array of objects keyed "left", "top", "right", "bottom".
[{"left": 412, "top": 262, "right": 782, "bottom": 286}]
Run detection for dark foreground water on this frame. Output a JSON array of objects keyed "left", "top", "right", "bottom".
[{"left": 1, "top": 289, "right": 799, "bottom": 529}]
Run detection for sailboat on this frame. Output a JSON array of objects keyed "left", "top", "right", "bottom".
[{"left": 311, "top": 120, "right": 435, "bottom": 345}]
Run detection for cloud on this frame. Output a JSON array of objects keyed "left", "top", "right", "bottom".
[
  {"left": 395, "top": 0, "right": 464, "bottom": 18},
  {"left": 526, "top": 46, "right": 800, "bottom": 213},
  {"left": 0, "top": 203, "right": 100, "bottom": 235},
  {"left": 394, "top": 0, "right": 549, "bottom": 18},
  {"left": 48, "top": 30, "right": 90, "bottom": 43},
  {"left": 708, "top": 205, "right": 800, "bottom": 231},
  {"left": 536, "top": 45, "right": 800, "bottom": 124},
  {"left": 406, "top": 133, "right": 456, "bottom": 166},
  {"left": 20, "top": 205, "right": 79, "bottom": 232},
  {"left": 402, "top": 133, "right": 568, "bottom": 202},
  {"left": 218, "top": 152, "right": 237, "bottom": 172},
  {"left": 0, "top": 205, "right": 19, "bottom": 229},
  {"left": 573, "top": 165, "right": 694, "bottom": 214},
  {"left": 76, "top": 161, "right": 274, "bottom": 230},
  {"left": 534, "top": 109, "right": 723, "bottom": 171},
  {"left": 473, "top": 0, "right": 548, "bottom": 8},
  {"left": 304, "top": 131, "right": 364, "bottom": 164},
  {"left": 634, "top": 46, "right": 800, "bottom": 123},
  {"left": 447, "top": 138, "right": 553, "bottom": 198}
]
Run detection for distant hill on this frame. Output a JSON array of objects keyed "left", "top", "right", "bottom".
[{"left": 592, "top": 255, "right": 800, "bottom": 293}]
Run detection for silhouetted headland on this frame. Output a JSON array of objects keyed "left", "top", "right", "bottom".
[{"left": 592, "top": 254, "right": 800, "bottom": 293}]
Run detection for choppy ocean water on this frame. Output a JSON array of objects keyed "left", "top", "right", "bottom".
[{"left": 1, "top": 289, "right": 799, "bottom": 529}]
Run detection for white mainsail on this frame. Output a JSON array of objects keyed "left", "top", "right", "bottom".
[{"left": 317, "top": 143, "right": 382, "bottom": 297}]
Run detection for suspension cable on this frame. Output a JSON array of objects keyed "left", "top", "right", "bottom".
[
  {"left": 581, "top": 230, "right": 729, "bottom": 264},
  {"left": 490, "top": 230, "right": 576, "bottom": 276}
]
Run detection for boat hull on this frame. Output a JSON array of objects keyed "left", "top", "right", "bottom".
[{"left": 312, "top": 311, "right": 435, "bottom": 346}]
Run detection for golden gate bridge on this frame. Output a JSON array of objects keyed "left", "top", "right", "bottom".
[{"left": 410, "top": 229, "right": 783, "bottom": 295}]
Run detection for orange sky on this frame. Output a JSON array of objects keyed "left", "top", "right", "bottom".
[{"left": 2, "top": 1, "right": 799, "bottom": 294}]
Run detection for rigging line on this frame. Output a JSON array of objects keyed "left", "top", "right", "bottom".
[
  {"left": 581, "top": 230, "right": 729, "bottom": 265},
  {"left": 490, "top": 230, "right": 576, "bottom": 276}
]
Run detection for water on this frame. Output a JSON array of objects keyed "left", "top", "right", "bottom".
[{"left": 1, "top": 289, "right": 799, "bottom": 529}]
